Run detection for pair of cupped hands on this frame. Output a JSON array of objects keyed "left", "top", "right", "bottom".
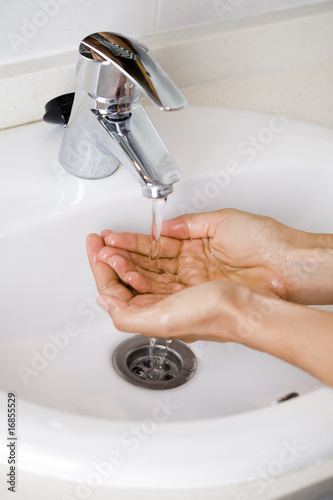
[{"left": 86, "top": 208, "right": 308, "bottom": 344}]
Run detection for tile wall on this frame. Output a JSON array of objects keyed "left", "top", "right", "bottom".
[{"left": 0, "top": 0, "right": 330, "bottom": 65}]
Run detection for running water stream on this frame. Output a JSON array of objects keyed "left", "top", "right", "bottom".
[
  {"left": 149, "top": 197, "right": 166, "bottom": 264},
  {"left": 147, "top": 198, "right": 172, "bottom": 380}
]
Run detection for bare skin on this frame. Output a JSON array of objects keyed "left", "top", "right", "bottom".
[
  {"left": 94, "top": 208, "right": 333, "bottom": 304},
  {"left": 86, "top": 208, "right": 333, "bottom": 385}
]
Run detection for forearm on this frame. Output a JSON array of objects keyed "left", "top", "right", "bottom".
[
  {"left": 235, "top": 293, "right": 333, "bottom": 386},
  {"left": 285, "top": 232, "right": 333, "bottom": 304}
]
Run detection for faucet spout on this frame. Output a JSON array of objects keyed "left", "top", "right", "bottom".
[
  {"left": 58, "top": 32, "right": 186, "bottom": 198},
  {"left": 97, "top": 104, "right": 181, "bottom": 198}
]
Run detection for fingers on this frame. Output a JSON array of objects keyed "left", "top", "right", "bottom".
[
  {"left": 86, "top": 234, "right": 133, "bottom": 301},
  {"left": 98, "top": 243, "right": 180, "bottom": 275},
  {"left": 107, "top": 254, "right": 152, "bottom": 293},
  {"left": 102, "top": 213, "right": 217, "bottom": 256},
  {"left": 98, "top": 244, "right": 152, "bottom": 272},
  {"left": 100, "top": 252, "right": 186, "bottom": 294},
  {"left": 105, "top": 231, "right": 182, "bottom": 259},
  {"left": 99, "top": 244, "right": 180, "bottom": 276},
  {"left": 86, "top": 233, "right": 107, "bottom": 271},
  {"left": 101, "top": 229, "right": 113, "bottom": 241}
]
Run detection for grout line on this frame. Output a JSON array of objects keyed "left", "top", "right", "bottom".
[{"left": 0, "top": 118, "right": 42, "bottom": 133}]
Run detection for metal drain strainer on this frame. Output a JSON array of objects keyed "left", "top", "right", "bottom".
[{"left": 112, "top": 335, "right": 197, "bottom": 390}]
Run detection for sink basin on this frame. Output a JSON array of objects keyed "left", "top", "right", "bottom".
[{"left": 1, "top": 106, "right": 333, "bottom": 497}]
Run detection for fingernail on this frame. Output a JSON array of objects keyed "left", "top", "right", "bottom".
[
  {"left": 102, "top": 229, "right": 113, "bottom": 239},
  {"left": 97, "top": 295, "right": 110, "bottom": 312}
]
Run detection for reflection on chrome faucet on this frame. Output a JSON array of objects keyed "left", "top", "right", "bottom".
[{"left": 59, "top": 32, "right": 187, "bottom": 199}]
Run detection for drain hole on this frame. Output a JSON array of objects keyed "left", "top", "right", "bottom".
[
  {"left": 132, "top": 366, "right": 145, "bottom": 377},
  {"left": 112, "top": 336, "right": 197, "bottom": 390}
]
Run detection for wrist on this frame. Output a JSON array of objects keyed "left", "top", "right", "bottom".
[
  {"left": 233, "top": 293, "right": 333, "bottom": 386},
  {"left": 284, "top": 232, "right": 333, "bottom": 304},
  {"left": 232, "top": 289, "right": 285, "bottom": 345}
]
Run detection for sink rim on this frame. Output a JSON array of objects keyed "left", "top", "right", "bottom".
[{"left": 0, "top": 387, "right": 332, "bottom": 488}]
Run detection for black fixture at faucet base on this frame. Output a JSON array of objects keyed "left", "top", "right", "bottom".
[{"left": 43, "top": 93, "right": 75, "bottom": 125}]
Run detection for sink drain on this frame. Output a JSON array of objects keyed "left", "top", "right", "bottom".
[{"left": 112, "top": 336, "right": 197, "bottom": 390}]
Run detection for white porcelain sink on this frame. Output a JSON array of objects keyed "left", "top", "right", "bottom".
[{"left": 1, "top": 106, "right": 333, "bottom": 498}]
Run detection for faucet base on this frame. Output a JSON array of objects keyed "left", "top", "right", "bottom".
[
  {"left": 61, "top": 160, "right": 119, "bottom": 180},
  {"left": 59, "top": 91, "right": 120, "bottom": 179}
]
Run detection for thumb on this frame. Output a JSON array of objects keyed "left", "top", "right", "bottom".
[{"left": 162, "top": 211, "right": 220, "bottom": 239}]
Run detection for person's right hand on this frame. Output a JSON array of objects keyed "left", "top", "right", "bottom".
[
  {"left": 97, "top": 208, "right": 331, "bottom": 304},
  {"left": 88, "top": 209, "right": 333, "bottom": 386}
]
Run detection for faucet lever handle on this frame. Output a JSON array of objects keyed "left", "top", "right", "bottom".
[{"left": 80, "top": 32, "right": 187, "bottom": 111}]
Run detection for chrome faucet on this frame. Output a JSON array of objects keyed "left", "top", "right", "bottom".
[{"left": 59, "top": 32, "right": 187, "bottom": 198}]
